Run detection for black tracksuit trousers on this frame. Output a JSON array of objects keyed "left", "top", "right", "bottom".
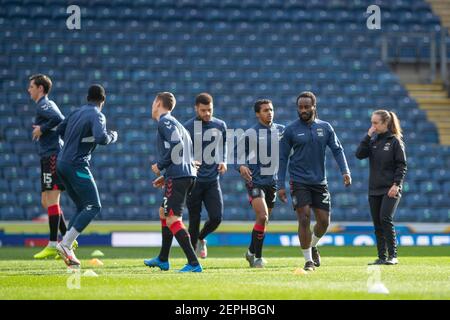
[{"left": 368, "top": 194, "right": 401, "bottom": 259}]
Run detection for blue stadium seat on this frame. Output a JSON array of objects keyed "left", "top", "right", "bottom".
[
  {"left": 1, "top": 0, "right": 447, "bottom": 222},
  {"left": 1, "top": 206, "right": 25, "bottom": 220}
]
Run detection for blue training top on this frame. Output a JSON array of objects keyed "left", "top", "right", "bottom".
[
  {"left": 57, "top": 103, "right": 117, "bottom": 166},
  {"left": 184, "top": 116, "right": 227, "bottom": 182},
  {"left": 156, "top": 112, "right": 197, "bottom": 179},
  {"left": 278, "top": 118, "right": 350, "bottom": 188},
  {"left": 34, "top": 95, "right": 65, "bottom": 157},
  {"left": 235, "top": 121, "right": 285, "bottom": 186}
]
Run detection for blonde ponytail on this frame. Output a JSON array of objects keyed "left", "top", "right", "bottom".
[
  {"left": 373, "top": 110, "right": 403, "bottom": 141},
  {"left": 388, "top": 111, "right": 403, "bottom": 141}
]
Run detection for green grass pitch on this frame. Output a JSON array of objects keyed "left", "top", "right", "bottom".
[{"left": 0, "top": 246, "right": 449, "bottom": 300}]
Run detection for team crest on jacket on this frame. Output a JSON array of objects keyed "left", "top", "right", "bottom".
[
  {"left": 317, "top": 128, "right": 324, "bottom": 137},
  {"left": 383, "top": 143, "right": 391, "bottom": 151}
]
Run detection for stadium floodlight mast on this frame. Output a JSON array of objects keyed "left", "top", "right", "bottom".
[{"left": 169, "top": 121, "right": 281, "bottom": 176}]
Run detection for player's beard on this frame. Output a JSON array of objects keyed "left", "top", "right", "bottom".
[{"left": 298, "top": 111, "right": 313, "bottom": 122}]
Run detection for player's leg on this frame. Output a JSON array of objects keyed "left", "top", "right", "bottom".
[
  {"left": 165, "top": 178, "right": 202, "bottom": 272},
  {"left": 292, "top": 183, "right": 315, "bottom": 271},
  {"left": 311, "top": 208, "right": 329, "bottom": 267},
  {"left": 186, "top": 182, "right": 203, "bottom": 250},
  {"left": 310, "top": 185, "right": 331, "bottom": 267},
  {"left": 144, "top": 207, "right": 171, "bottom": 271},
  {"left": 380, "top": 194, "right": 401, "bottom": 265},
  {"left": 50, "top": 154, "right": 68, "bottom": 237},
  {"left": 34, "top": 156, "right": 61, "bottom": 259},
  {"left": 245, "top": 185, "right": 269, "bottom": 267},
  {"left": 198, "top": 180, "right": 224, "bottom": 258},
  {"left": 46, "top": 190, "right": 62, "bottom": 243},
  {"left": 296, "top": 206, "right": 314, "bottom": 270},
  {"left": 58, "top": 165, "right": 100, "bottom": 267},
  {"left": 368, "top": 195, "right": 387, "bottom": 264},
  {"left": 33, "top": 191, "right": 58, "bottom": 259},
  {"left": 250, "top": 197, "right": 268, "bottom": 264}
]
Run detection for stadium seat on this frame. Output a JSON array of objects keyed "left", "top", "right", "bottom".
[{"left": 0, "top": 0, "right": 447, "bottom": 222}]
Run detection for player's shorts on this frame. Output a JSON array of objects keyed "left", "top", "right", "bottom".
[
  {"left": 40, "top": 154, "right": 65, "bottom": 192},
  {"left": 161, "top": 177, "right": 195, "bottom": 217},
  {"left": 246, "top": 181, "right": 277, "bottom": 209},
  {"left": 290, "top": 182, "right": 331, "bottom": 212}
]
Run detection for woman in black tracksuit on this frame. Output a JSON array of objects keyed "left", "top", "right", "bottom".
[{"left": 356, "top": 110, "right": 407, "bottom": 265}]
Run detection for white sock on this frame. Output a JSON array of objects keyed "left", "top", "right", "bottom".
[
  {"left": 302, "top": 248, "right": 312, "bottom": 262},
  {"left": 62, "top": 228, "right": 80, "bottom": 248},
  {"left": 311, "top": 234, "right": 321, "bottom": 247},
  {"left": 48, "top": 241, "right": 57, "bottom": 248}
]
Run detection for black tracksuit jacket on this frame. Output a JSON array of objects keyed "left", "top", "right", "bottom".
[{"left": 355, "top": 131, "right": 407, "bottom": 196}]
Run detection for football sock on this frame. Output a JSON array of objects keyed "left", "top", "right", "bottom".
[
  {"left": 48, "top": 204, "right": 61, "bottom": 242},
  {"left": 302, "top": 248, "right": 313, "bottom": 262},
  {"left": 158, "top": 219, "right": 173, "bottom": 262},
  {"left": 62, "top": 227, "right": 80, "bottom": 248},
  {"left": 311, "top": 233, "right": 321, "bottom": 247},
  {"left": 48, "top": 241, "right": 57, "bottom": 248},
  {"left": 252, "top": 223, "right": 266, "bottom": 259},
  {"left": 59, "top": 210, "right": 67, "bottom": 236},
  {"left": 170, "top": 221, "right": 199, "bottom": 266}
]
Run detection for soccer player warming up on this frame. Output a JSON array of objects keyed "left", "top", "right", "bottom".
[
  {"left": 28, "top": 74, "right": 74, "bottom": 259},
  {"left": 144, "top": 92, "right": 202, "bottom": 273},
  {"left": 184, "top": 93, "right": 227, "bottom": 259},
  {"left": 236, "top": 99, "right": 284, "bottom": 268},
  {"left": 55, "top": 85, "right": 118, "bottom": 268},
  {"left": 278, "top": 92, "right": 351, "bottom": 272}
]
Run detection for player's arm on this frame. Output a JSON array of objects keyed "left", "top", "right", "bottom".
[
  {"left": 33, "top": 103, "right": 64, "bottom": 140},
  {"left": 37, "top": 103, "right": 64, "bottom": 134},
  {"left": 277, "top": 126, "right": 291, "bottom": 202},
  {"left": 56, "top": 115, "right": 68, "bottom": 139},
  {"left": 156, "top": 121, "right": 181, "bottom": 172},
  {"left": 234, "top": 130, "right": 252, "bottom": 181},
  {"left": 218, "top": 121, "right": 228, "bottom": 174},
  {"left": 326, "top": 124, "right": 351, "bottom": 186},
  {"left": 93, "top": 112, "right": 118, "bottom": 145}
]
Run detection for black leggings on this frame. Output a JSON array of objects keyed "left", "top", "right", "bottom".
[{"left": 368, "top": 194, "right": 401, "bottom": 259}]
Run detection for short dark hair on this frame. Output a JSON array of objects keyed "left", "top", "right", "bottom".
[
  {"left": 156, "top": 92, "right": 176, "bottom": 111},
  {"left": 87, "top": 84, "right": 106, "bottom": 104},
  {"left": 296, "top": 91, "right": 316, "bottom": 107},
  {"left": 254, "top": 99, "right": 272, "bottom": 113},
  {"left": 29, "top": 74, "right": 52, "bottom": 94},
  {"left": 195, "top": 93, "right": 213, "bottom": 106}
]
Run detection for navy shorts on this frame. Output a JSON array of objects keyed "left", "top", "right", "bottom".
[
  {"left": 40, "top": 154, "right": 65, "bottom": 192},
  {"left": 161, "top": 177, "right": 195, "bottom": 217},
  {"left": 246, "top": 181, "right": 277, "bottom": 209},
  {"left": 290, "top": 182, "right": 331, "bottom": 212}
]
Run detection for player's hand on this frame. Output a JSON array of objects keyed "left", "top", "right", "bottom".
[
  {"left": 218, "top": 162, "right": 227, "bottom": 175},
  {"left": 110, "top": 130, "right": 118, "bottom": 143},
  {"left": 368, "top": 126, "right": 376, "bottom": 137},
  {"left": 239, "top": 165, "right": 252, "bottom": 182},
  {"left": 388, "top": 184, "right": 399, "bottom": 198},
  {"left": 32, "top": 125, "right": 42, "bottom": 141},
  {"left": 193, "top": 160, "right": 201, "bottom": 170},
  {"left": 343, "top": 174, "right": 352, "bottom": 187},
  {"left": 152, "top": 176, "right": 165, "bottom": 189},
  {"left": 151, "top": 163, "right": 161, "bottom": 176},
  {"left": 278, "top": 189, "right": 288, "bottom": 203}
]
